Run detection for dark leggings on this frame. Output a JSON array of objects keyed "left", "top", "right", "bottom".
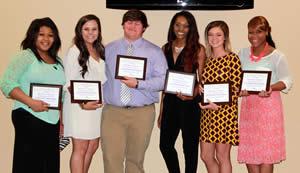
[
  {"left": 159, "top": 99, "right": 201, "bottom": 173},
  {"left": 12, "top": 108, "right": 59, "bottom": 173}
]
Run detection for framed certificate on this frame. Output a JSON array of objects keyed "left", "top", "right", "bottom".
[
  {"left": 29, "top": 83, "right": 63, "bottom": 110},
  {"left": 202, "top": 82, "right": 231, "bottom": 105},
  {"left": 240, "top": 70, "right": 272, "bottom": 94},
  {"left": 164, "top": 70, "right": 196, "bottom": 96},
  {"left": 115, "top": 55, "right": 147, "bottom": 80},
  {"left": 70, "top": 80, "right": 102, "bottom": 103}
]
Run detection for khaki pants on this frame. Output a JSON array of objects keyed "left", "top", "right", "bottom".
[{"left": 101, "top": 104, "right": 156, "bottom": 173}]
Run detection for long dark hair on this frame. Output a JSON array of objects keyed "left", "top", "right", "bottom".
[
  {"left": 166, "top": 11, "right": 201, "bottom": 72},
  {"left": 74, "top": 14, "right": 105, "bottom": 78},
  {"left": 248, "top": 16, "right": 276, "bottom": 48},
  {"left": 21, "top": 17, "right": 61, "bottom": 63}
]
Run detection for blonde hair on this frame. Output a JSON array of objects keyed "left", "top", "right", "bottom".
[{"left": 204, "top": 20, "right": 232, "bottom": 58}]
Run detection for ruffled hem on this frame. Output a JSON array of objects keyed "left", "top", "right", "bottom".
[{"left": 237, "top": 158, "right": 286, "bottom": 165}]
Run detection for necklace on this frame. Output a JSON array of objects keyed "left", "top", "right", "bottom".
[
  {"left": 250, "top": 42, "right": 268, "bottom": 62},
  {"left": 174, "top": 46, "right": 184, "bottom": 53}
]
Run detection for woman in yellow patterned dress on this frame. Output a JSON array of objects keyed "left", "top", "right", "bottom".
[{"left": 199, "top": 20, "right": 242, "bottom": 173}]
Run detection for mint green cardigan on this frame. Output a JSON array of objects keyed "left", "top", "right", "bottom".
[{"left": 0, "top": 49, "right": 66, "bottom": 124}]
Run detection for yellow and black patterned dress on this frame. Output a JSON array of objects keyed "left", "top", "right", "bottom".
[{"left": 200, "top": 52, "right": 242, "bottom": 145}]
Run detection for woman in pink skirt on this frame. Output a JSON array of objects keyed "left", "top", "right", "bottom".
[{"left": 238, "top": 16, "right": 293, "bottom": 173}]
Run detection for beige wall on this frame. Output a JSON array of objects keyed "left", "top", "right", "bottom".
[{"left": 0, "top": 0, "right": 299, "bottom": 172}]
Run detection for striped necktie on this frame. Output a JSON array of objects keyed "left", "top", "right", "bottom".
[{"left": 120, "top": 44, "right": 133, "bottom": 105}]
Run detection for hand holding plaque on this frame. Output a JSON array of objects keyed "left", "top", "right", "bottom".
[
  {"left": 30, "top": 83, "right": 63, "bottom": 110},
  {"left": 115, "top": 55, "right": 147, "bottom": 80},
  {"left": 164, "top": 70, "right": 196, "bottom": 96},
  {"left": 70, "top": 80, "right": 102, "bottom": 104},
  {"left": 240, "top": 70, "right": 271, "bottom": 94},
  {"left": 202, "top": 82, "right": 231, "bottom": 105}
]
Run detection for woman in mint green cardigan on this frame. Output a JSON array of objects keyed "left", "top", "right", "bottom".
[{"left": 0, "top": 17, "right": 65, "bottom": 173}]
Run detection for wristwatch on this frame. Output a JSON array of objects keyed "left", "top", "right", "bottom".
[{"left": 135, "top": 80, "right": 139, "bottom": 88}]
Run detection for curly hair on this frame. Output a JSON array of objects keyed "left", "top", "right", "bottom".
[
  {"left": 74, "top": 14, "right": 105, "bottom": 78},
  {"left": 21, "top": 17, "right": 61, "bottom": 64}
]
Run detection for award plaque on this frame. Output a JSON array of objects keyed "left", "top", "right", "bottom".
[
  {"left": 164, "top": 70, "right": 196, "bottom": 96},
  {"left": 115, "top": 55, "right": 147, "bottom": 80},
  {"left": 202, "top": 81, "right": 231, "bottom": 105},
  {"left": 70, "top": 80, "right": 102, "bottom": 103},
  {"left": 29, "top": 83, "right": 63, "bottom": 110},
  {"left": 240, "top": 70, "right": 272, "bottom": 94}
]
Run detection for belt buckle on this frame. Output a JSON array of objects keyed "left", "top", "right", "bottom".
[{"left": 124, "top": 106, "right": 132, "bottom": 109}]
